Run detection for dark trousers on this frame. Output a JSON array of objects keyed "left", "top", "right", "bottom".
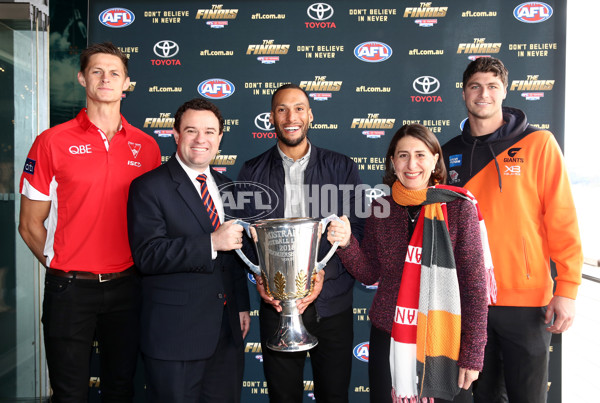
[
  {"left": 259, "top": 302, "right": 353, "bottom": 403},
  {"left": 143, "top": 308, "right": 243, "bottom": 403},
  {"left": 42, "top": 271, "right": 140, "bottom": 403},
  {"left": 474, "top": 306, "right": 552, "bottom": 403},
  {"left": 369, "top": 325, "right": 473, "bottom": 403}
]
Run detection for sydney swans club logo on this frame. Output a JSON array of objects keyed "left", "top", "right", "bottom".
[
  {"left": 128, "top": 142, "right": 141, "bottom": 158},
  {"left": 217, "top": 182, "right": 391, "bottom": 220},
  {"left": 198, "top": 79, "right": 235, "bottom": 99},
  {"left": 99, "top": 8, "right": 135, "bottom": 28},
  {"left": 354, "top": 42, "right": 392, "bottom": 63}
]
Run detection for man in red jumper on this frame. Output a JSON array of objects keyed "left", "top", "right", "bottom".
[{"left": 18, "top": 42, "right": 161, "bottom": 402}]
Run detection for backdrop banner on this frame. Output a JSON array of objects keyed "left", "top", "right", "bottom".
[{"left": 88, "top": 1, "right": 566, "bottom": 401}]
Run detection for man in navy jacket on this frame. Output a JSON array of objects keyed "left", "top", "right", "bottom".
[
  {"left": 237, "top": 84, "right": 365, "bottom": 403},
  {"left": 128, "top": 99, "right": 250, "bottom": 403}
]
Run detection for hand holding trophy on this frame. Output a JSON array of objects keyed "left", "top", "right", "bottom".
[{"left": 235, "top": 215, "right": 341, "bottom": 352}]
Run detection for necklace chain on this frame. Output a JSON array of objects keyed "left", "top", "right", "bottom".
[{"left": 407, "top": 207, "right": 420, "bottom": 223}]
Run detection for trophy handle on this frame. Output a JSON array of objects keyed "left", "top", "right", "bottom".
[
  {"left": 233, "top": 219, "right": 261, "bottom": 276},
  {"left": 315, "top": 214, "right": 343, "bottom": 272}
]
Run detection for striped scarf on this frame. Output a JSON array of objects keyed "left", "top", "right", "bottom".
[{"left": 390, "top": 182, "right": 495, "bottom": 402}]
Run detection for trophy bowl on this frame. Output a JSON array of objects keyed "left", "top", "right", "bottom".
[{"left": 235, "top": 215, "right": 340, "bottom": 352}]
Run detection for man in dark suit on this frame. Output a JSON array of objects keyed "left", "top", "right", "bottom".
[{"left": 127, "top": 98, "right": 250, "bottom": 403}]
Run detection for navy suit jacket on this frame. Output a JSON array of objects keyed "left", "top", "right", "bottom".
[{"left": 127, "top": 156, "right": 250, "bottom": 361}]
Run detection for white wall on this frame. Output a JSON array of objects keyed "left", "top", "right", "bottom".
[
  {"left": 565, "top": 1, "right": 600, "bottom": 261},
  {"left": 562, "top": 4, "right": 600, "bottom": 400}
]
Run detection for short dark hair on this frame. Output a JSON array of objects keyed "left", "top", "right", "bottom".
[
  {"left": 382, "top": 124, "right": 447, "bottom": 187},
  {"left": 462, "top": 57, "right": 508, "bottom": 89},
  {"left": 80, "top": 42, "right": 128, "bottom": 75},
  {"left": 173, "top": 98, "right": 224, "bottom": 134},
  {"left": 270, "top": 83, "right": 310, "bottom": 110}
]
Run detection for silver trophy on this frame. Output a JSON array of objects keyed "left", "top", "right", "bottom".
[{"left": 234, "top": 215, "right": 340, "bottom": 352}]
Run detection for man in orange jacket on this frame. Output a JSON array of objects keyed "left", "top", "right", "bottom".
[{"left": 442, "top": 57, "right": 583, "bottom": 403}]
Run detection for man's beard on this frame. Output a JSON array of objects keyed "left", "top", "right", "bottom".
[{"left": 276, "top": 127, "right": 308, "bottom": 147}]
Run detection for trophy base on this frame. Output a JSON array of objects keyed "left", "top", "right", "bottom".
[{"left": 266, "top": 301, "right": 318, "bottom": 352}]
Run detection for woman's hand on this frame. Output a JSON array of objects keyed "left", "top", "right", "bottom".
[
  {"left": 254, "top": 274, "right": 281, "bottom": 312},
  {"left": 326, "top": 215, "right": 352, "bottom": 248},
  {"left": 458, "top": 367, "right": 479, "bottom": 390}
]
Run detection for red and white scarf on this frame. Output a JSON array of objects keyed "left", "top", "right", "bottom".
[{"left": 390, "top": 183, "right": 495, "bottom": 402}]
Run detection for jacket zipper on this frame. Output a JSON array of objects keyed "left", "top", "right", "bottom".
[{"left": 522, "top": 238, "right": 531, "bottom": 279}]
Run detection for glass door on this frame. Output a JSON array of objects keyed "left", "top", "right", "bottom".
[{"left": 0, "top": 2, "right": 50, "bottom": 401}]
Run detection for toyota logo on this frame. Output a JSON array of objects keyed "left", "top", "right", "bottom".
[
  {"left": 412, "top": 76, "right": 440, "bottom": 94},
  {"left": 254, "top": 112, "right": 274, "bottom": 131},
  {"left": 307, "top": 3, "right": 334, "bottom": 21},
  {"left": 153, "top": 40, "right": 179, "bottom": 58}
]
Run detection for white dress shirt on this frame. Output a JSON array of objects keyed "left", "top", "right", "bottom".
[{"left": 175, "top": 154, "right": 224, "bottom": 258}]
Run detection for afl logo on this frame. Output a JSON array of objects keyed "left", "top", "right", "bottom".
[
  {"left": 353, "top": 342, "right": 370, "bottom": 362},
  {"left": 99, "top": 8, "right": 135, "bottom": 28},
  {"left": 218, "top": 181, "right": 280, "bottom": 221},
  {"left": 513, "top": 2, "right": 553, "bottom": 23},
  {"left": 354, "top": 42, "right": 392, "bottom": 63},
  {"left": 198, "top": 79, "right": 235, "bottom": 100}
]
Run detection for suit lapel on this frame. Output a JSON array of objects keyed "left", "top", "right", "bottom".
[{"left": 167, "top": 157, "right": 215, "bottom": 233}]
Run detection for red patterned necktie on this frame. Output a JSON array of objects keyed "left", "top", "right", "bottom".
[{"left": 196, "top": 174, "right": 221, "bottom": 231}]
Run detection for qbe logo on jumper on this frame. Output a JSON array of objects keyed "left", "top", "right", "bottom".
[
  {"left": 198, "top": 79, "right": 235, "bottom": 99},
  {"left": 99, "top": 8, "right": 135, "bottom": 28},
  {"left": 354, "top": 42, "right": 392, "bottom": 63}
]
